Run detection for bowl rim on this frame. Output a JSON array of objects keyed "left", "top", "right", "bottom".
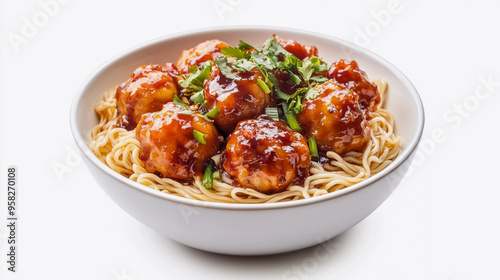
[{"left": 70, "top": 25, "right": 425, "bottom": 211}]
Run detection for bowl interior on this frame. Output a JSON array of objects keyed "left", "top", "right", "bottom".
[{"left": 71, "top": 26, "right": 424, "bottom": 208}]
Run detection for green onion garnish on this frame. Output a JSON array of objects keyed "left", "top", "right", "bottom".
[
  {"left": 265, "top": 107, "right": 280, "bottom": 121},
  {"left": 203, "top": 162, "right": 214, "bottom": 190},
  {"left": 257, "top": 78, "right": 271, "bottom": 94},
  {"left": 196, "top": 114, "right": 213, "bottom": 122},
  {"left": 205, "top": 107, "right": 219, "bottom": 118},
  {"left": 193, "top": 129, "right": 207, "bottom": 144},
  {"left": 308, "top": 137, "right": 319, "bottom": 160},
  {"left": 213, "top": 171, "right": 221, "bottom": 181},
  {"left": 282, "top": 102, "right": 302, "bottom": 132}
]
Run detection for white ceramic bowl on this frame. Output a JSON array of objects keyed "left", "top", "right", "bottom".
[{"left": 70, "top": 26, "right": 424, "bottom": 255}]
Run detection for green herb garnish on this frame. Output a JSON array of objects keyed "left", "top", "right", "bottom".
[
  {"left": 179, "top": 61, "right": 212, "bottom": 105},
  {"left": 205, "top": 107, "right": 219, "bottom": 118},
  {"left": 215, "top": 57, "right": 241, "bottom": 80},
  {"left": 202, "top": 162, "right": 214, "bottom": 190},
  {"left": 257, "top": 78, "right": 271, "bottom": 94},
  {"left": 193, "top": 129, "right": 207, "bottom": 144},
  {"left": 173, "top": 95, "right": 191, "bottom": 111},
  {"left": 282, "top": 102, "right": 302, "bottom": 132},
  {"left": 308, "top": 137, "right": 319, "bottom": 160},
  {"left": 265, "top": 107, "right": 280, "bottom": 121}
]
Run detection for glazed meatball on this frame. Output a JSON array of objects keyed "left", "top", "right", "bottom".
[
  {"left": 222, "top": 117, "right": 310, "bottom": 194},
  {"left": 273, "top": 35, "right": 318, "bottom": 61},
  {"left": 328, "top": 59, "right": 380, "bottom": 111},
  {"left": 204, "top": 64, "right": 269, "bottom": 134},
  {"left": 297, "top": 80, "right": 370, "bottom": 155},
  {"left": 116, "top": 64, "right": 179, "bottom": 130},
  {"left": 135, "top": 103, "right": 221, "bottom": 180},
  {"left": 176, "top": 39, "right": 228, "bottom": 75}
]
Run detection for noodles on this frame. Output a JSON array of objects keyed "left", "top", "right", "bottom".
[{"left": 89, "top": 80, "right": 400, "bottom": 203}]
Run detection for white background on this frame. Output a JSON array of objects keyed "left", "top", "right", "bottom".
[{"left": 1, "top": 0, "right": 499, "bottom": 279}]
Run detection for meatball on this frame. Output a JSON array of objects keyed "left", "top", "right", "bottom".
[
  {"left": 222, "top": 117, "right": 310, "bottom": 194},
  {"left": 328, "top": 59, "right": 380, "bottom": 111},
  {"left": 204, "top": 64, "right": 269, "bottom": 134},
  {"left": 116, "top": 64, "right": 179, "bottom": 130},
  {"left": 176, "top": 39, "right": 228, "bottom": 75},
  {"left": 297, "top": 80, "right": 370, "bottom": 155},
  {"left": 273, "top": 34, "right": 318, "bottom": 61},
  {"left": 135, "top": 103, "right": 221, "bottom": 180}
]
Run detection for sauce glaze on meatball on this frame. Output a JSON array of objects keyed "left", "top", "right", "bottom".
[
  {"left": 328, "top": 59, "right": 380, "bottom": 111},
  {"left": 222, "top": 117, "right": 310, "bottom": 194},
  {"left": 176, "top": 39, "right": 228, "bottom": 75},
  {"left": 135, "top": 103, "right": 221, "bottom": 180},
  {"left": 116, "top": 64, "right": 178, "bottom": 130},
  {"left": 273, "top": 34, "right": 318, "bottom": 61},
  {"left": 297, "top": 80, "right": 370, "bottom": 155},
  {"left": 204, "top": 65, "right": 269, "bottom": 134}
]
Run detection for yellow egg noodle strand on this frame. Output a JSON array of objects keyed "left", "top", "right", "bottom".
[{"left": 88, "top": 85, "right": 400, "bottom": 204}]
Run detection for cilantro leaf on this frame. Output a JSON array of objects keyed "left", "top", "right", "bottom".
[
  {"left": 304, "top": 87, "right": 320, "bottom": 100},
  {"left": 298, "top": 57, "right": 328, "bottom": 84},
  {"left": 173, "top": 95, "right": 191, "bottom": 111},
  {"left": 179, "top": 61, "right": 212, "bottom": 91},
  {"left": 238, "top": 40, "right": 255, "bottom": 51},
  {"left": 288, "top": 70, "right": 302, "bottom": 85},
  {"left": 298, "top": 60, "right": 316, "bottom": 84},
  {"left": 214, "top": 57, "right": 241, "bottom": 80},
  {"left": 190, "top": 90, "right": 205, "bottom": 105},
  {"left": 263, "top": 37, "right": 290, "bottom": 57},
  {"left": 310, "top": 75, "right": 328, "bottom": 83},
  {"left": 250, "top": 51, "right": 275, "bottom": 71},
  {"left": 231, "top": 59, "right": 257, "bottom": 72},
  {"left": 221, "top": 46, "right": 246, "bottom": 59}
]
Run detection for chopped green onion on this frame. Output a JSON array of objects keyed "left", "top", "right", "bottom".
[
  {"left": 265, "top": 107, "right": 280, "bottom": 121},
  {"left": 284, "top": 112, "right": 302, "bottom": 132},
  {"left": 308, "top": 137, "right": 319, "bottom": 160},
  {"left": 205, "top": 107, "right": 219, "bottom": 118},
  {"left": 196, "top": 114, "right": 213, "bottom": 122},
  {"left": 193, "top": 129, "right": 207, "bottom": 144},
  {"left": 257, "top": 78, "right": 271, "bottom": 94},
  {"left": 178, "top": 110, "right": 194, "bottom": 115},
  {"left": 188, "top": 64, "right": 197, "bottom": 74},
  {"left": 282, "top": 102, "right": 302, "bottom": 132},
  {"left": 213, "top": 171, "right": 221, "bottom": 181},
  {"left": 202, "top": 162, "right": 214, "bottom": 190}
]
